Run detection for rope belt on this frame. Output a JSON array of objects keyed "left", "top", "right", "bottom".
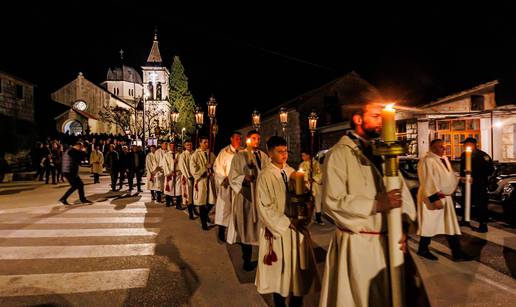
[{"left": 338, "top": 227, "right": 387, "bottom": 235}]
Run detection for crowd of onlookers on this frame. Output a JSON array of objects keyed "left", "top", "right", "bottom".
[{"left": 29, "top": 133, "right": 132, "bottom": 184}]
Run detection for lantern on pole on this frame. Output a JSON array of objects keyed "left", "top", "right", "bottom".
[
  {"left": 170, "top": 108, "right": 179, "bottom": 140},
  {"left": 308, "top": 111, "right": 318, "bottom": 194},
  {"left": 252, "top": 109, "right": 261, "bottom": 130},
  {"left": 206, "top": 95, "right": 218, "bottom": 209},
  {"left": 194, "top": 106, "right": 204, "bottom": 148},
  {"left": 279, "top": 107, "right": 288, "bottom": 137}
]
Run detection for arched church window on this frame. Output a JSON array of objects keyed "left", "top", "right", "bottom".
[
  {"left": 148, "top": 82, "right": 154, "bottom": 99},
  {"left": 156, "top": 82, "right": 162, "bottom": 100}
]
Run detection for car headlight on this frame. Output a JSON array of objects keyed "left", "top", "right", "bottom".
[{"left": 502, "top": 184, "right": 514, "bottom": 198}]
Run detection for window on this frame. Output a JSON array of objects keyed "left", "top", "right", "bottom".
[
  {"left": 436, "top": 119, "right": 481, "bottom": 159},
  {"left": 16, "top": 84, "right": 23, "bottom": 99}
]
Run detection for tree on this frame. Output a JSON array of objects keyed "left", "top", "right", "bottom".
[
  {"left": 169, "top": 56, "right": 196, "bottom": 134},
  {"left": 99, "top": 104, "right": 164, "bottom": 140}
]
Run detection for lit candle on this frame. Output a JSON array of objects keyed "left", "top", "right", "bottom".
[
  {"left": 246, "top": 138, "right": 253, "bottom": 162},
  {"left": 381, "top": 103, "right": 397, "bottom": 142},
  {"left": 465, "top": 146, "right": 472, "bottom": 172},
  {"left": 293, "top": 169, "right": 305, "bottom": 195}
]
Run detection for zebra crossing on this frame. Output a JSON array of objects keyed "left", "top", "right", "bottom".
[{"left": 0, "top": 186, "right": 165, "bottom": 300}]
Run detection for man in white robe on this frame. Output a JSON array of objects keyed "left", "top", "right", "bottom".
[
  {"left": 299, "top": 150, "right": 324, "bottom": 225},
  {"left": 190, "top": 136, "right": 217, "bottom": 230},
  {"left": 163, "top": 142, "right": 182, "bottom": 208},
  {"left": 228, "top": 130, "right": 269, "bottom": 271},
  {"left": 152, "top": 142, "right": 168, "bottom": 203},
  {"left": 417, "top": 139, "right": 470, "bottom": 261},
  {"left": 179, "top": 140, "right": 196, "bottom": 219},
  {"left": 319, "top": 102, "right": 416, "bottom": 307},
  {"left": 256, "top": 136, "right": 319, "bottom": 307},
  {"left": 145, "top": 145, "right": 162, "bottom": 201},
  {"left": 213, "top": 131, "right": 242, "bottom": 243}
]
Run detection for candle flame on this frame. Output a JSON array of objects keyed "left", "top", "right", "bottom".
[
  {"left": 465, "top": 146, "right": 472, "bottom": 152},
  {"left": 298, "top": 168, "right": 305, "bottom": 173},
  {"left": 384, "top": 103, "right": 395, "bottom": 111},
  {"left": 246, "top": 138, "right": 251, "bottom": 145}
]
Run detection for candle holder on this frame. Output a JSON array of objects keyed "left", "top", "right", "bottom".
[{"left": 284, "top": 191, "right": 314, "bottom": 225}]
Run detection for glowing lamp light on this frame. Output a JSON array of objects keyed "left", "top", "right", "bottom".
[
  {"left": 279, "top": 107, "right": 288, "bottom": 127},
  {"left": 493, "top": 121, "right": 503, "bottom": 128},
  {"left": 170, "top": 109, "right": 179, "bottom": 124},
  {"left": 252, "top": 110, "right": 261, "bottom": 129},
  {"left": 207, "top": 96, "right": 217, "bottom": 119},
  {"left": 308, "top": 111, "right": 318, "bottom": 132},
  {"left": 194, "top": 106, "right": 204, "bottom": 126}
]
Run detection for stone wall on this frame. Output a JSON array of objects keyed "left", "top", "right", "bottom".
[{"left": 0, "top": 72, "right": 34, "bottom": 122}]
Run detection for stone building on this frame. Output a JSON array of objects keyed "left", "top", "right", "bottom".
[
  {"left": 52, "top": 72, "right": 133, "bottom": 135},
  {"left": 51, "top": 32, "right": 172, "bottom": 138},
  {"left": 236, "top": 72, "right": 380, "bottom": 165},
  {"left": 0, "top": 70, "right": 35, "bottom": 122},
  {"left": 236, "top": 74, "right": 516, "bottom": 164}
]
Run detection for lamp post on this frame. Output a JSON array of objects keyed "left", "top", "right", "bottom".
[
  {"left": 194, "top": 106, "right": 204, "bottom": 148},
  {"left": 252, "top": 109, "right": 261, "bottom": 131},
  {"left": 308, "top": 112, "right": 318, "bottom": 194},
  {"left": 279, "top": 107, "right": 288, "bottom": 137},
  {"left": 207, "top": 95, "right": 217, "bottom": 156},
  {"left": 141, "top": 93, "right": 149, "bottom": 148},
  {"left": 154, "top": 119, "right": 160, "bottom": 146},
  {"left": 170, "top": 108, "right": 179, "bottom": 141},
  {"left": 181, "top": 127, "right": 186, "bottom": 145}
]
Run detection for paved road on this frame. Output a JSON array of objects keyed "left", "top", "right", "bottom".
[{"left": 1, "top": 170, "right": 515, "bottom": 306}]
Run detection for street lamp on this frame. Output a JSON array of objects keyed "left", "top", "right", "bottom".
[
  {"left": 170, "top": 108, "right": 179, "bottom": 141},
  {"left": 279, "top": 107, "right": 288, "bottom": 137},
  {"left": 207, "top": 96, "right": 217, "bottom": 149},
  {"left": 194, "top": 106, "right": 204, "bottom": 148},
  {"left": 252, "top": 109, "right": 261, "bottom": 130},
  {"left": 308, "top": 111, "right": 318, "bottom": 194}
]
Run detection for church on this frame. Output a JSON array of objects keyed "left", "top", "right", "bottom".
[{"left": 52, "top": 32, "right": 172, "bottom": 140}]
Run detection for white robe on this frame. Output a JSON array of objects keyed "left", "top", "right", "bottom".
[
  {"left": 417, "top": 152, "right": 461, "bottom": 237},
  {"left": 190, "top": 149, "right": 217, "bottom": 206},
  {"left": 178, "top": 150, "right": 193, "bottom": 205},
  {"left": 255, "top": 163, "right": 319, "bottom": 297},
  {"left": 163, "top": 151, "right": 182, "bottom": 197},
  {"left": 145, "top": 152, "right": 163, "bottom": 191},
  {"left": 151, "top": 148, "right": 166, "bottom": 192},
  {"left": 213, "top": 145, "right": 239, "bottom": 227},
  {"left": 319, "top": 135, "right": 416, "bottom": 307},
  {"left": 227, "top": 150, "right": 270, "bottom": 245}
]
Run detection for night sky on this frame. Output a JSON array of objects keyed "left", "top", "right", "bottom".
[{"left": 2, "top": 1, "right": 516, "bottom": 137}]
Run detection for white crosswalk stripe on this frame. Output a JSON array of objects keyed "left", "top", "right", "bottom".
[
  {"left": 0, "top": 269, "right": 151, "bottom": 297},
  {"left": 0, "top": 194, "right": 164, "bottom": 298}
]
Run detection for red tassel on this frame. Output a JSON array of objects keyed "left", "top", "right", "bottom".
[{"left": 263, "top": 228, "right": 277, "bottom": 266}]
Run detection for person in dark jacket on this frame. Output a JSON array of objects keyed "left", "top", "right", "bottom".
[
  {"left": 105, "top": 144, "right": 120, "bottom": 192},
  {"left": 128, "top": 145, "right": 146, "bottom": 193},
  {"left": 52, "top": 142, "right": 64, "bottom": 183},
  {"left": 41, "top": 153, "right": 56, "bottom": 184},
  {"left": 59, "top": 142, "right": 92, "bottom": 205},
  {"left": 118, "top": 145, "right": 130, "bottom": 190},
  {"left": 459, "top": 137, "right": 495, "bottom": 233}
]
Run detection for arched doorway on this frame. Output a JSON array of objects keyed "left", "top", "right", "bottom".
[{"left": 63, "top": 120, "right": 83, "bottom": 135}]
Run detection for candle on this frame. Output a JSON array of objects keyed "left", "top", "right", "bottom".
[
  {"left": 293, "top": 170, "right": 305, "bottom": 195},
  {"left": 246, "top": 138, "right": 253, "bottom": 162},
  {"left": 465, "top": 146, "right": 472, "bottom": 172},
  {"left": 381, "top": 103, "right": 397, "bottom": 142}
]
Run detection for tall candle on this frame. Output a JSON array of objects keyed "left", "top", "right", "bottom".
[
  {"left": 246, "top": 138, "right": 253, "bottom": 162},
  {"left": 293, "top": 170, "right": 305, "bottom": 195},
  {"left": 465, "top": 146, "right": 472, "bottom": 172},
  {"left": 381, "top": 103, "right": 397, "bottom": 142}
]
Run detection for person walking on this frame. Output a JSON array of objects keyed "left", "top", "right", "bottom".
[{"left": 59, "top": 142, "right": 92, "bottom": 205}]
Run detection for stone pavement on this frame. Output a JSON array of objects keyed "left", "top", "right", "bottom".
[
  {"left": 0, "top": 170, "right": 333, "bottom": 307},
  {"left": 1, "top": 169, "right": 515, "bottom": 306}
]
